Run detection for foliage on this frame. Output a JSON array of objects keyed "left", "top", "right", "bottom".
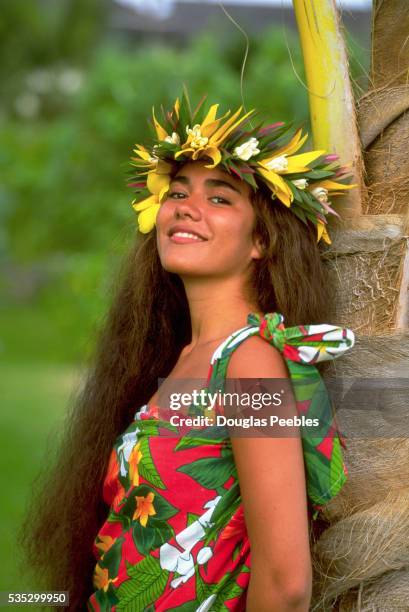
[
  {"left": 1, "top": 28, "right": 309, "bottom": 261},
  {"left": 0, "top": 19, "right": 369, "bottom": 363}
]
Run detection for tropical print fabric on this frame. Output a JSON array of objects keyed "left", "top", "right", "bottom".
[{"left": 87, "top": 312, "right": 355, "bottom": 612}]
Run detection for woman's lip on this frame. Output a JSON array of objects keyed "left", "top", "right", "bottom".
[{"left": 169, "top": 234, "right": 207, "bottom": 244}]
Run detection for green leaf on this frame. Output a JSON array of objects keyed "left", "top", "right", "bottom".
[
  {"left": 99, "top": 536, "right": 125, "bottom": 578},
  {"left": 116, "top": 556, "right": 168, "bottom": 611},
  {"left": 304, "top": 169, "right": 335, "bottom": 179},
  {"left": 177, "top": 456, "right": 235, "bottom": 489},
  {"left": 138, "top": 437, "right": 166, "bottom": 490},
  {"left": 95, "top": 588, "right": 114, "bottom": 611},
  {"left": 329, "top": 436, "right": 347, "bottom": 496},
  {"left": 175, "top": 426, "right": 228, "bottom": 450},
  {"left": 291, "top": 205, "right": 307, "bottom": 224},
  {"left": 132, "top": 521, "right": 156, "bottom": 557},
  {"left": 203, "top": 483, "right": 242, "bottom": 545},
  {"left": 107, "top": 510, "right": 131, "bottom": 530},
  {"left": 232, "top": 543, "right": 241, "bottom": 562},
  {"left": 210, "top": 564, "right": 247, "bottom": 610},
  {"left": 213, "top": 482, "right": 240, "bottom": 522},
  {"left": 167, "top": 601, "right": 202, "bottom": 612},
  {"left": 186, "top": 512, "right": 200, "bottom": 526},
  {"left": 149, "top": 517, "right": 175, "bottom": 550},
  {"left": 303, "top": 446, "right": 333, "bottom": 506},
  {"left": 194, "top": 566, "right": 219, "bottom": 608}
]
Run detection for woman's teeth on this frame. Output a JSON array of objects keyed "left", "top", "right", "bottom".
[{"left": 173, "top": 232, "right": 204, "bottom": 241}]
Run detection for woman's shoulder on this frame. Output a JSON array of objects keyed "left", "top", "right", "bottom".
[{"left": 226, "top": 333, "right": 288, "bottom": 378}]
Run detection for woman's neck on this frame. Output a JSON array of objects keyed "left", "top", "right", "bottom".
[{"left": 182, "top": 276, "right": 262, "bottom": 350}]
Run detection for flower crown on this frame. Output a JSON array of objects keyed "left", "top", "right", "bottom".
[{"left": 128, "top": 91, "right": 355, "bottom": 244}]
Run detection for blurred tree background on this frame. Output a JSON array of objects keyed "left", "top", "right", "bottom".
[
  {"left": 0, "top": 0, "right": 370, "bottom": 592},
  {"left": 0, "top": 0, "right": 369, "bottom": 364}
]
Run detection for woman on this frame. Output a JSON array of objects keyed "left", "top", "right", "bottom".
[{"left": 21, "top": 92, "right": 355, "bottom": 611}]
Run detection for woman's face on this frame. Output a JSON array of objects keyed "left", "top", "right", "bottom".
[{"left": 156, "top": 162, "right": 263, "bottom": 279}]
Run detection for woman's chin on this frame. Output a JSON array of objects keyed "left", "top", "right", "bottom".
[{"left": 160, "top": 261, "right": 207, "bottom": 275}]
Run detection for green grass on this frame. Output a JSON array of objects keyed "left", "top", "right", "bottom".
[{"left": 0, "top": 362, "right": 82, "bottom": 605}]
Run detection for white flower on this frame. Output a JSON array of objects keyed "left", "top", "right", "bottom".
[
  {"left": 159, "top": 543, "right": 195, "bottom": 589},
  {"left": 311, "top": 186, "right": 329, "bottom": 203},
  {"left": 265, "top": 155, "right": 288, "bottom": 172},
  {"left": 149, "top": 145, "right": 160, "bottom": 163},
  {"left": 164, "top": 132, "right": 180, "bottom": 145},
  {"left": 196, "top": 594, "right": 217, "bottom": 612},
  {"left": 170, "top": 569, "right": 195, "bottom": 589},
  {"left": 159, "top": 543, "right": 180, "bottom": 572},
  {"left": 159, "top": 494, "right": 221, "bottom": 589},
  {"left": 198, "top": 495, "right": 221, "bottom": 528},
  {"left": 135, "top": 404, "right": 149, "bottom": 420},
  {"left": 292, "top": 178, "right": 308, "bottom": 190},
  {"left": 117, "top": 430, "right": 140, "bottom": 476},
  {"left": 234, "top": 137, "right": 260, "bottom": 161},
  {"left": 160, "top": 544, "right": 195, "bottom": 588},
  {"left": 197, "top": 546, "right": 213, "bottom": 565},
  {"left": 14, "top": 93, "right": 41, "bottom": 119},
  {"left": 26, "top": 68, "right": 53, "bottom": 94},
  {"left": 57, "top": 68, "right": 83, "bottom": 94},
  {"left": 176, "top": 520, "right": 205, "bottom": 552},
  {"left": 186, "top": 124, "right": 208, "bottom": 148},
  {"left": 203, "top": 495, "right": 222, "bottom": 509}
]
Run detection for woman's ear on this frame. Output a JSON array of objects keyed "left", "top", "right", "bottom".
[{"left": 251, "top": 235, "right": 265, "bottom": 260}]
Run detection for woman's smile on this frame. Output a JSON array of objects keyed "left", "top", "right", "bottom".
[
  {"left": 169, "top": 232, "right": 207, "bottom": 244},
  {"left": 167, "top": 222, "right": 209, "bottom": 244},
  {"left": 156, "top": 161, "right": 262, "bottom": 277}
]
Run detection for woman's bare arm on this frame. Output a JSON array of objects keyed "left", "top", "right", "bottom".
[{"left": 227, "top": 336, "right": 312, "bottom": 611}]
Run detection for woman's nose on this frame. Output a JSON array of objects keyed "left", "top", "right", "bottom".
[{"left": 174, "top": 195, "right": 202, "bottom": 220}]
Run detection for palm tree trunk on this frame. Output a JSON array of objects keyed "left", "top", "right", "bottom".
[{"left": 293, "top": 1, "right": 409, "bottom": 609}]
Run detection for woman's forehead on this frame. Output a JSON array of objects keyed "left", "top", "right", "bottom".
[{"left": 173, "top": 161, "right": 251, "bottom": 195}]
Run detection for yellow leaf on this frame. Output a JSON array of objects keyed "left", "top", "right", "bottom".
[
  {"left": 132, "top": 146, "right": 152, "bottom": 162},
  {"left": 316, "top": 179, "right": 356, "bottom": 191},
  {"left": 317, "top": 221, "right": 331, "bottom": 244},
  {"left": 201, "top": 104, "right": 219, "bottom": 129},
  {"left": 138, "top": 204, "right": 161, "bottom": 233},
  {"left": 268, "top": 128, "right": 308, "bottom": 159},
  {"left": 175, "top": 148, "right": 193, "bottom": 160},
  {"left": 147, "top": 170, "right": 170, "bottom": 195},
  {"left": 152, "top": 109, "right": 169, "bottom": 141},
  {"left": 257, "top": 167, "right": 293, "bottom": 206},
  {"left": 132, "top": 195, "right": 157, "bottom": 212},
  {"left": 286, "top": 150, "right": 326, "bottom": 171},
  {"left": 211, "top": 107, "right": 255, "bottom": 145},
  {"left": 203, "top": 146, "right": 222, "bottom": 168}
]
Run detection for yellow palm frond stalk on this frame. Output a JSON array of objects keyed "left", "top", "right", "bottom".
[{"left": 292, "top": 0, "right": 363, "bottom": 217}]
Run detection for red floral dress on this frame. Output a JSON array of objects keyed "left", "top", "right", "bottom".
[{"left": 87, "top": 312, "right": 355, "bottom": 612}]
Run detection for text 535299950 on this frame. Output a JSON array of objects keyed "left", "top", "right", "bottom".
[{"left": 0, "top": 592, "right": 69, "bottom": 607}]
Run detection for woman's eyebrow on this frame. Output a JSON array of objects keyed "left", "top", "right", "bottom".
[
  {"left": 171, "top": 175, "right": 189, "bottom": 185},
  {"left": 171, "top": 175, "right": 241, "bottom": 194},
  {"left": 205, "top": 179, "right": 241, "bottom": 194}
]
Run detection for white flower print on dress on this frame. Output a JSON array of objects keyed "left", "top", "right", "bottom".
[
  {"left": 117, "top": 429, "right": 140, "bottom": 477},
  {"left": 159, "top": 495, "right": 221, "bottom": 589}
]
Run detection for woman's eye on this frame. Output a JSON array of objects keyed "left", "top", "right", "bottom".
[
  {"left": 211, "top": 196, "right": 230, "bottom": 205},
  {"left": 168, "top": 191, "right": 186, "bottom": 199}
]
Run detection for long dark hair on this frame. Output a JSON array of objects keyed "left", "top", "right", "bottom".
[{"left": 20, "top": 184, "right": 330, "bottom": 610}]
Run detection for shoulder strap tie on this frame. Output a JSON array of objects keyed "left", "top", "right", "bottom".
[
  {"left": 247, "top": 311, "right": 355, "bottom": 364},
  {"left": 209, "top": 311, "right": 355, "bottom": 515},
  {"left": 246, "top": 312, "right": 355, "bottom": 514}
]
